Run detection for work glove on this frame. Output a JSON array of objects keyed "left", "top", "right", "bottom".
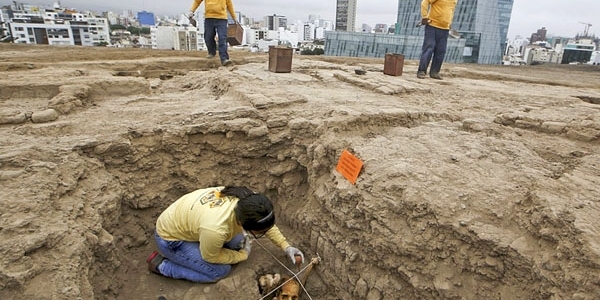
[
  {"left": 285, "top": 246, "right": 304, "bottom": 264},
  {"left": 240, "top": 232, "right": 253, "bottom": 256},
  {"left": 188, "top": 12, "right": 197, "bottom": 27},
  {"left": 420, "top": 18, "right": 430, "bottom": 26}
]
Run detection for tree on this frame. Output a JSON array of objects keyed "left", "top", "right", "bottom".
[
  {"left": 300, "top": 48, "right": 324, "bottom": 55},
  {"left": 126, "top": 26, "right": 150, "bottom": 35},
  {"left": 127, "top": 26, "right": 140, "bottom": 35},
  {"left": 110, "top": 24, "right": 126, "bottom": 31}
]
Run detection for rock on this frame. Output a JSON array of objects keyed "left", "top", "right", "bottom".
[
  {"left": 0, "top": 111, "right": 27, "bottom": 124},
  {"left": 31, "top": 109, "right": 59, "bottom": 123},
  {"left": 540, "top": 121, "right": 566, "bottom": 134}
]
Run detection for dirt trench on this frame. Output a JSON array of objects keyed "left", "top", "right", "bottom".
[{"left": 3, "top": 109, "right": 599, "bottom": 300}]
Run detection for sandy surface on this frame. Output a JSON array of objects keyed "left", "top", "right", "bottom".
[{"left": 1, "top": 43, "right": 599, "bottom": 300}]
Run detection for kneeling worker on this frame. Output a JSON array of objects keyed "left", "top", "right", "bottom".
[{"left": 146, "top": 186, "right": 304, "bottom": 282}]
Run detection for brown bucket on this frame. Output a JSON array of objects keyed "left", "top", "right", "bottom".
[
  {"left": 227, "top": 23, "right": 243, "bottom": 46},
  {"left": 383, "top": 53, "right": 404, "bottom": 76},
  {"left": 268, "top": 46, "right": 293, "bottom": 73}
]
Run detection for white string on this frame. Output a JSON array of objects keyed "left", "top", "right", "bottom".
[{"left": 254, "top": 238, "right": 314, "bottom": 300}]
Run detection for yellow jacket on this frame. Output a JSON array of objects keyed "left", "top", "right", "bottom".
[
  {"left": 421, "top": 0, "right": 457, "bottom": 30},
  {"left": 156, "top": 187, "right": 290, "bottom": 264},
  {"left": 190, "top": 0, "right": 236, "bottom": 21}
]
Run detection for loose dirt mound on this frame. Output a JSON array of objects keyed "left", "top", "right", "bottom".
[{"left": 1, "top": 44, "right": 599, "bottom": 300}]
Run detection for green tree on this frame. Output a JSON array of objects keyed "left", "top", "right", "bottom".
[
  {"left": 110, "top": 24, "right": 126, "bottom": 30},
  {"left": 125, "top": 26, "right": 150, "bottom": 35},
  {"left": 300, "top": 48, "right": 324, "bottom": 55},
  {"left": 127, "top": 26, "right": 140, "bottom": 35}
]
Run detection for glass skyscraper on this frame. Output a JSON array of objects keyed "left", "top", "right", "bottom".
[
  {"left": 451, "top": 0, "right": 514, "bottom": 64},
  {"left": 325, "top": 0, "right": 514, "bottom": 65}
]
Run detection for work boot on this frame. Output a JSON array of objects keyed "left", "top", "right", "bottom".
[
  {"left": 417, "top": 71, "right": 426, "bottom": 79},
  {"left": 430, "top": 72, "right": 443, "bottom": 80},
  {"left": 221, "top": 59, "right": 232, "bottom": 66},
  {"left": 147, "top": 251, "right": 164, "bottom": 275}
]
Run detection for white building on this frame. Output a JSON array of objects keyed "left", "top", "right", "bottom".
[
  {"left": 0, "top": 8, "right": 11, "bottom": 40},
  {"left": 10, "top": 16, "right": 110, "bottom": 46},
  {"left": 265, "top": 14, "right": 287, "bottom": 31},
  {"left": 278, "top": 28, "right": 299, "bottom": 47},
  {"left": 321, "top": 20, "right": 334, "bottom": 32},
  {"left": 525, "top": 46, "right": 560, "bottom": 65},
  {"left": 589, "top": 51, "right": 600, "bottom": 65},
  {"left": 7, "top": 3, "right": 110, "bottom": 46},
  {"left": 335, "top": 0, "right": 357, "bottom": 32},
  {"left": 106, "top": 11, "right": 119, "bottom": 26},
  {"left": 302, "top": 23, "right": 316, "bottom": 41},
  {"left": 151, "top": 26, "right": 204, "bottom": 51},
  {"left": 256, "top": 39, "right": 279, "bottom": 52},
  {"left": 315, "top": 27, "right": 326, "bottom": 40},
  {"left": 246, "top": 28, "right": 279, "bottom": 45}
]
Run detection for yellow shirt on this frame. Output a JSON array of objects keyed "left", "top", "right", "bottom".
[
  {"left": 190, "top": 0, "right": 236, "bottom": 21},
  {"left": 421, "top": 0, "right": 458, "bottom": 30},
  {"left": 156, "top": 187, "right": 290, "bottom": 264}
]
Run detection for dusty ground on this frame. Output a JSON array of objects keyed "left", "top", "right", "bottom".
[{"left": 0, "top": 43, "right": 599, "bottom": 300}]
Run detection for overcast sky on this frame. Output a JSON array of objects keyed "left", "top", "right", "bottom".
[{"left": 10, "top": 0, "right": 599, "bottom": 38}]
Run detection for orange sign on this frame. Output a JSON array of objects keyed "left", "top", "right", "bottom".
[{"left": 335, "top": 149, "right": 363, "bottom": 184}]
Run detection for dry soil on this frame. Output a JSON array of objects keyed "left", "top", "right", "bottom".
[{"left": 1, "top": 44, "right": 599, "bottom": 300}]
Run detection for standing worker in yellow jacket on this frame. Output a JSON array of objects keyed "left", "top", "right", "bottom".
[
  {"left": 417, "top": 0, "right": 458, "bottom": 80},
  {"left": 146, "top": 186, "right": 304, "bottom": 282},
  {"left": 189, "top": 0, "right": 237, "bottom": 66}
]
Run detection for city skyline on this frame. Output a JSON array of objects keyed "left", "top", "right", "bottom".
[{"left": 7, "top": 0, "right": 600, "bottom": 39}]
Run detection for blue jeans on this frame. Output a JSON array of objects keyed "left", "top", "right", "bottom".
[
  {"left": 418, "top": 25, "right": 449, "bottom": 74},
  {"left": 204, "top": 18, "right": 229, "bottom": 63},
  {"left": 154, "top": 231, "right": 244, "bottom": 282}
]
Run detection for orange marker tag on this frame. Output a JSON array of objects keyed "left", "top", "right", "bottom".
[{"left": 335, "top": 149, "right": 363, "bottom": 184}]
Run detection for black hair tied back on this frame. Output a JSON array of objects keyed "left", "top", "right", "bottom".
[{"left": 225, "top": 186, "right": 276, "bottom": 231}]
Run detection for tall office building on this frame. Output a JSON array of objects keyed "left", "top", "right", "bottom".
[
  {"left": 265, "top": 14, "right": 287, "bottom": 30},
  {"left": 335, "top": 0, "right": 357, "bottom": 32},
  {"left": 451, "top": 0, "right": 513, "bottom": 64},
  {"left": 530, "top": 27, "right": 547, "bottom": 44},
  {"left": 326, "top": 0, "right": 513, "bottom": 65},
  {"left": 394, "top": 1, "right": 422, "bottom": 37}
]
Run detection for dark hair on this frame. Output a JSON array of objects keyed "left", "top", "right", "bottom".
[{"left": 224, "top": 186, "right": 275, "bottom": 231}]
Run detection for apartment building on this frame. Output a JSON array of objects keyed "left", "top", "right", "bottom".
[
  {"left": 335, "top": 0, "right": 357, "bottom": 32},
  {"left": 4, "top": 3, "right": 110, "bottom": 46},
  {"left": 151, "top": 26, "right": 204, "bottom": 51},
  {"left": 265, "top": 14, "right": 287, "bottom": 31}
]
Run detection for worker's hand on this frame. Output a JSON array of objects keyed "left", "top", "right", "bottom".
[
  {"left": 188, "top": 12, "right": 197, "bottom": 27},
  {"left": 285, "top": 246, "right": 304, "bottom": 264},
  {"left": 241, "top": 234, "right": 253, "bottom": 256},
  {"left": 421, "top": 18, "right": 430, "bottom": 26}
]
